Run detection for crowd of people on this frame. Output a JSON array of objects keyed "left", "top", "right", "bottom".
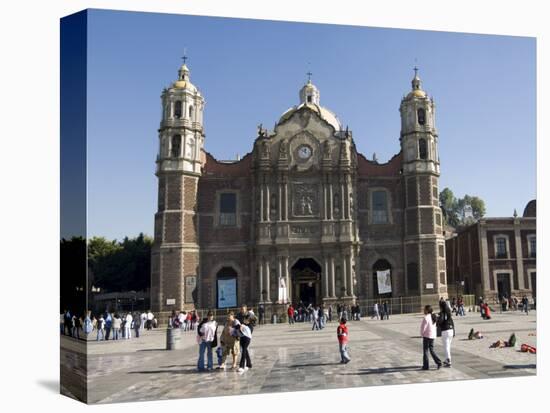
[{"left": 60, "top": 309, "right": 157, "bottom": 341}]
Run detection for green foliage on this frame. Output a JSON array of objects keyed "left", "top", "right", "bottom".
[
  {"left": 439, "top": 188, "right": 486, "bottom": 228},
  {"left": 88, "top": 233, "right": 153, "bottom": 293}
]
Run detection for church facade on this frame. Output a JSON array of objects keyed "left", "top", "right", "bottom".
[{"left": 151, "top": 62, "right": 447, "bottom": 313}]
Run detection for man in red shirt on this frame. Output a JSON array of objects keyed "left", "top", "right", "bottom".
[
  {"left": 287, "top": 304, "right": 295, "bottom": 325},
  {"left": 337, "top": 318, "right": 351, "bottom": 364}
]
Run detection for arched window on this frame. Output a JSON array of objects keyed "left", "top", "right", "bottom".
[
  {"left": 417, "top": 108, "right": 426, "bottom": 125},
  {"left": 373, "top": 259, "right": 392, "bottom": 297},
  {"left": 189, "top": 105, "right": 194, "bottom": 119},
  {"left": 171, "top": 135, "right": 181, "bottom": 157},
  {"left": 419, "top": 138, "right": 428, "bottom": 160},
  {"left": 174, "top": 101, "right": 182, "bottom": 118}
]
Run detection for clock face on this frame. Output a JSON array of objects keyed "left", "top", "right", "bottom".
[{"left": 297, "top": 145, "right": 312, "bottom": 160}]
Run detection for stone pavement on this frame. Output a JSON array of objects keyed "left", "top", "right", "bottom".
[{"left": 60, "top": 310, "right": 537, "bottom": 404}]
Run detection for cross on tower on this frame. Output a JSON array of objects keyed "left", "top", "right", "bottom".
[
  {"left": 413, "top": 65, "right": 419, "bottom": 77},
  {"left": 181, "top": 48, "right": 188, "bottom": 65},
  {"left": 306, "top": 71, "right": 313, "bottom": 82}
]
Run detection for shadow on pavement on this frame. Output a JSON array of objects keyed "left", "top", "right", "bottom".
[
  {"left": 287, "top": 362, "right": 342, "bottom": 368},
  {"left": 350, "top": 365, "right": 421, "bottom": 375},
  {"left": 503, "top": 364, "right": 536, "bottom": 369}
]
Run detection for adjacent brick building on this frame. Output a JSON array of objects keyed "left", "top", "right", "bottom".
[
  {"left": 445, "top": 200, "right": 536, "bottom": 301},
  {"left": 151, "top": 63, "right": 447, "bottom": 312}
]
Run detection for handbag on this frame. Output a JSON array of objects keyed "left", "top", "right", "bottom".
[{"left": 211, "top": 325, "right": 218, "bottom": 347}]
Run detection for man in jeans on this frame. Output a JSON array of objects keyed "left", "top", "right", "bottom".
[
  {"left": 197, "top": 311, "right": 217, "bottom": 372},
  {"left": 337, "top": 318, "right": 351, "bottom": 364}
]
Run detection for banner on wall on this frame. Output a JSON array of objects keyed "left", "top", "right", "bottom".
[
  {"left": 277, "top": 277, "right": 288, "bottom": 303},
  {"left": 217, "top": 278, "right": 237, "bottom": 309},
  {"left": 377, "top": 270, "right": 392, "bottom": 294}
]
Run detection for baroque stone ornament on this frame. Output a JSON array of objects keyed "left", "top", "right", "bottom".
[
  {"left": 323, "top": 140, "right": 331, "bottom": 159},
  {"left": 293, "top": 183, "right": 318, "bottom": 216}
]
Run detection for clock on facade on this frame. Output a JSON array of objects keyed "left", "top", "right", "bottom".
[{"left": 297, "top": 145, "right": 312, "bottom": 160}]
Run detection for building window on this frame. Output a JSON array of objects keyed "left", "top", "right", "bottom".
[
  {"left": 219, "top": 193, "right": 237, "bottom": 226},
  {"left": 435, "top": 213, "right": 442, "bottom": 226},
  {"left": 528, "top": 236, "right": 536, "bottom": 258},
  {"left": 174, "top": 101, "right": 182, "bottom": 118},
  {"left": 307, "top": 95, "right": 312, "bottom": 103},
  {"left": 496, "top": 237, "right": 508, "bottom": 259},
  {"left": 372, "top": 190, "right": 389, "bottom": 224},
  {"left": 417, "top": 108, "right": 426, "bottom": 125},
  {"left": 419, "top": 138, "right": 428, "bottom": 160},
  {"left": 171, "top": 135, "right": 181, "bottom": 158}
]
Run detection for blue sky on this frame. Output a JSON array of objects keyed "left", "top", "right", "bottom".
[{"left": 86, "top": 9, "right": 536, "bottom": 240}]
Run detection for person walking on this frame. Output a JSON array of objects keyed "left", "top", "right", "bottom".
[
  {"left": 83, "top": 311, "right": 93, "bottom": 337},
  {"left": 420, "top": 305, "right": 442, "bottom": 370},
  {"left": 133, "top": 312, "right": 141, "bottom": 338},
  {"left": 96, "top": 314, "right": 105, "bottom": 341},
  {"left": 219, "top": 312, "right": 240, "bottom": 370},
  {"left": 311, "top": 306, "right": 321, "bottom": 330},
  {"left": 140, "top": 312, "right": 147, "bottom": 330},
  {"left": 258, "top": 304, "right": 265, "bottom": 326},
  {"left": 383, "top": 301, "right": 390, "bottom": 320},
  {"left": 146, "top": 310, "right": 154, "bottom": 330},
  {"left": 522, "top": 296, "right": 529, "bottom": 315},
  {"left": 197, "top": 311, "right": 217, "bottom": 372},
  {"left": 328, "top": 304, "right": 333, "bottom": 322},
  {"left": 337, "top": 318, "right": 351, "bottom": 364},
  {"left": 125, "top": 312, "right": 133, "bottom": 339},
  {"left": 437, "top": 301, "right": 455, "bottom": 367},
  {"left": 319, "top": 304, "right": 326, "bottom": 329},
  {"left": 104, "top": 312, "right": 112, "bottom": 340},
  {"left": 287, "top": 304, "right": 295, "bottom": 325},
  {"left": 112, "top": 313, "right": 122, "bottom": 340},
  {"left": 372, "top": 303, "right": 380, "bottom": 320},
  {"left": 237, "top": 316, "right": 253, "bottom": 373}
]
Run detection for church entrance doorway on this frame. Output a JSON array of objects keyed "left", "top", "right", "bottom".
[{"left": 291, "top": 258, "right": 322, "bottom": 306}]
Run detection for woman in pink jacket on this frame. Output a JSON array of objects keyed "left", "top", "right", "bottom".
[{"left": 420, "top": 305, "right": 442, "bottom": 370}]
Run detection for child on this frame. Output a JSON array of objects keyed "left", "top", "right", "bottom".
[
  {"left": 420, "top": 305, "right": 442, "bottom": 370},
  {"left": 337, "top": 318, "right": 351, "bottom": 364}
]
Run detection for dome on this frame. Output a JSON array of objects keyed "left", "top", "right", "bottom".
[
  {"left": 278, "top": 78, "right": 342, "bottom": 131},
  {"left": 279, "top": 103, "right": 342, "bottom": 131},
  {"left": 171, "top": 63, "right": 199, "bottom": 94},
  {"left": 523, "top": 199, "right": 536, "bottom": 217},
  {"left": 406, "top": 89, "right": 427, "bottom": 99},
  {"left": 404, "top": 67, "right": 428, "bottom": 100}
]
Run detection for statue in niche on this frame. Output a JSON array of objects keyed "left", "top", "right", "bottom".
[
  {"left": 300, "top": 195, "right": 313, "bottom": 215},
  {"left": 333, "top": 193, "right": 340, "bottom": 217}
]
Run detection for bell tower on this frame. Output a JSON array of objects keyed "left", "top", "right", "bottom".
[
  {"left": 399, "top": 68, "right": 447, "bottom": 302},
  {"left": 151, "top": 57, "right": 205, "bottom": 313}
]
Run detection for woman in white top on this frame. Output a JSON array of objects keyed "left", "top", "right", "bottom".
[
  {"left": 112, "top": 314, "right": 122, "bottom": 340},
  {"left": 125, "top": 313, "right": 133, "bottom": 339},
  {"left": 420, "top": 305, "right": 442, "bottom": 370}
]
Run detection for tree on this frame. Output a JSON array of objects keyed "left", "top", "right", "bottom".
[
  {"left": 439, "top": 187, "right": 459, "bottom": 227},
  {"left": 439, "top": 188, "right": 486, "bottom": 228}
]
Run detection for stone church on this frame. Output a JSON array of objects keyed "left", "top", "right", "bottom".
[{"left": 151, "top": 61, "right": 447, "bottom": 313}]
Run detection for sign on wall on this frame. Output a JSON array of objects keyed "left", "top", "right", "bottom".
[
  {"left": 377, "top": 270, "right": 392, "bottom": 294},
  {"left": 217, "top": 278, "right": 237, "bottom": 309}
]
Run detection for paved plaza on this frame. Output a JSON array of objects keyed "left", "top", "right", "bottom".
[{"left": 61, "top": 311, "right": 537, "bottom": 404}]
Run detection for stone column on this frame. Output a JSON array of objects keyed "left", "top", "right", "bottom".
[
  {"left": 258, "top": 258, "right": 264, "bottom": 302},
  {"left": 341, "top": 254, "right": 348, "bottom": 296},
  {"left": 514, "top": 220, "right": 525, "bottom": 290},
  {"left": 260, "top": 185, "right": 264, "bottom": 223},
  {"left": 265, "top": 184, "right": 270, "bottom": 222},
  {"left": 479, "top": 224, "right": 491, "bottom": 296},
  {"left": 347, "top": 253, "right": 354, "bottom": 297},
  {"left": 329, "top": 183, "right": 333, "bottom": 220},
  {"left": 277, "top": 256, "right": 283, "bottom": 302},
  {"left": 330, "top": 256, "right": 336, "bottom": 297},
  {"left": 323, "top": 256, "right": 330, "bottom": 298},
  {"left": 265, "top": 259, "right": 271, "bottom": 302},
  {"left": 341, "top": 179, "right": 346, "bottom": 220},
  {"left": 285, "top": 256, "right": 290, "bottom": 303},
  {"left": 278, "top": 181, "right": 283, "bottom": 221},
  {"left": 284, "top": 180, "right": 288, "bottom": 221}
]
